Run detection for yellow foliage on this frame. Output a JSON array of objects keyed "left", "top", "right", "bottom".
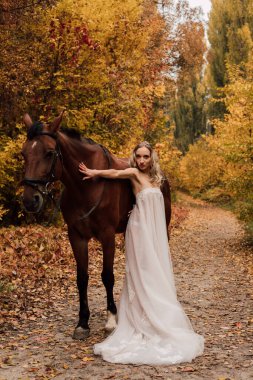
[
  {"left": 211, "top": 55, "right": 253, "bottom": 199},
  {"left": 42, "top": 0, "right": 169, "bottom": 150},
  {"left": 179, "top": 53, "right": 253, "bottom": 234},
  {"left": 0, "top": 0, "right": 204, "bottom": 224},
  {"left": 179, "top": 137, "right": 225, "bottom": 194},
  {"left": 155, "top": 127, "right": 182, "bottom": 188},
  {"left": 0, "top": 131, "right": 26, "bottom": 221}
]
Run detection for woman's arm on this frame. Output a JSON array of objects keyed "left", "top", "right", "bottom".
[{"left": 79, "top": 162, "right": 137, "bottom": 180}]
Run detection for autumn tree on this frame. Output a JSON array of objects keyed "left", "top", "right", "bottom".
[
  {"left": 211, "top": 57, "right": 253, "bottom": 223},
  {"left": 179, "top": 53, "right": 253, "bottom": 237},
  {"left": 42, "top": 0, "right": 175, "bottom": 150},
  {"left": 0, "top": 0, "right": 58, "bottom": 136},
  {"left": 0, "top": 0, "right": 181, "bottom": 224}
]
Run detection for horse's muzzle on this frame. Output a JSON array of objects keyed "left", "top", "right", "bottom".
[{"left": 22, "top": 192, "right": 44, "bottom": 213}]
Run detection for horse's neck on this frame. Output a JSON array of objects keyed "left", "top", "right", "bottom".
[{"left": 58, "top": 133, "right": 98, "bottom": 188}]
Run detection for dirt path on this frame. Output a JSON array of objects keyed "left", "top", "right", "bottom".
[{"left": 0, "top": 194, "right": 252, "bottom": 379}]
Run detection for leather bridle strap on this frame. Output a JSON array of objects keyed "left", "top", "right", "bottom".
[
  {"left": 79, "top": 144, "right": 111, "bottom": 220},
  {"left": 21, "top": 132, "right": 63, "bottom": 192}
]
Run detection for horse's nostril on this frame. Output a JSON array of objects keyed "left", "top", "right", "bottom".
[
  {"left": 34, "top": 194, "right": 40, "bottom": 204},
  {"left": 23, "top": 192, "right": 43, "bottom": 213}
]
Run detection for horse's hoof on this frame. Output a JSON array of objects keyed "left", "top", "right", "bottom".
[
  {"left": 105, "top": 311, "right": 117, "bottom": 332},
  {"left": 73, "top": 326, "right": 90, "bottom": 340}
]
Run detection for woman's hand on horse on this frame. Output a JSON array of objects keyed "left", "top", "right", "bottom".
[
  {"left": 79, "top": 164, "right": 138, "bottom": 181},
  {"left": 79, "top": 162, "right": 97, "bottom": 180}
]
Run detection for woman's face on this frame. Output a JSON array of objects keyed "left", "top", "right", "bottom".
[{"left": 135, "top": 146, "right": 152, "bottom": 173}]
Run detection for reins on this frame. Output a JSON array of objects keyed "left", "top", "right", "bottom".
[{"left": 79, "top": 144, "right": 112, "bottom": 220}]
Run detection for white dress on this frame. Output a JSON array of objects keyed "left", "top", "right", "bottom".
[{"left": 94, "top": 187, "right": 204, "bottom": 365}]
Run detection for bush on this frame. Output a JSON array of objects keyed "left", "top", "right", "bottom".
[
  {"left": 0, "top": 131, "right": 26, "bottom": 225},
  {"left": 179, "top": 137, "right": 225, "bottom": 194}
]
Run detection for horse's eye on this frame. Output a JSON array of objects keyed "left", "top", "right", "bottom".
[{"left": 45, "top": 150, "right": 54, "bottom": 158}]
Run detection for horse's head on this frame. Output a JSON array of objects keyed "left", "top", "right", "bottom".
[{"left": 21, "top": 112, "right": 64, "bottom": 213}]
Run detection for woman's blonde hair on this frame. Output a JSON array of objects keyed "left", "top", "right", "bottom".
[{"left": 130, "top": 141, "right": 163, "bottom": 186}]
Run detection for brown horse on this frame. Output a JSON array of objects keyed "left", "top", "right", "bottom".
[{"left": 21, "top": 112, "right": 171, "bottom": 339}]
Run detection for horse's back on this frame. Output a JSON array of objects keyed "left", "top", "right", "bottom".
[{"left": 110, "top": 155, "right": 130, "bottom": 170}]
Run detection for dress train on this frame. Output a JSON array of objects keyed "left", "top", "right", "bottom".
[{"left": 94, "top": 188, "right": 204, "bottom": 365}]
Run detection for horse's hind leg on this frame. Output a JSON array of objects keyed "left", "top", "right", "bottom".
[
  {"left": 68, "top": 227, "right": 90, "bottom": 340},
  {"left": 101, "top": 231, "right": 117, "bottom": 332}
]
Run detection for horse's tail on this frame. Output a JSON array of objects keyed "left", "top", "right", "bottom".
[{"left": 161, "top": 176, "right": 171, "bottom": 228}]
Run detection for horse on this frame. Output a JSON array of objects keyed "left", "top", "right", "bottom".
[{"left": 21, "top": 112, "right": 171, "bottom": 339}]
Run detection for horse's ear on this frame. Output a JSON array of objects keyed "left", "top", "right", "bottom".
[
  {"left": 50, "top": 110, "right": 65, "bottom": 132},
  {"left": 23, "top": 113, "right": 33, "bottom": 129}
]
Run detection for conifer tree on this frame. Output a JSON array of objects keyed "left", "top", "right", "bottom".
[
  {"left": 206, "top": 0, "right": 253, "bottom": 119},
  {"left": 168, "top": 1, "right": 206, "bottom": 152}
]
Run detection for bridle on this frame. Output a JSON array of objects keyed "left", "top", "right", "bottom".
[
  {"left": 21, "top": 129, "right": 112, "bottom": 219},
  {"left": 21, "top": 132, "right": 63, "bottom": 200}
]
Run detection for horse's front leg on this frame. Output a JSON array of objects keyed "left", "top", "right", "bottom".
[
  {"left": 68, "top": 227, "right": 90, "bottom": 340},
  {"left": 100, "top": 230, "right": 117, "bottom": 332}
]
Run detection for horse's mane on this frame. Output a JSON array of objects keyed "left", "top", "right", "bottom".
[
  {"left": 61, "top": 127, "right": 97, "bottom": 145},
  {"left": 61, "top": 127, "right": 82, "bottom": 140},
  {"left": 27, "top": 121, "right": 43, "bottom": 140},
  {"left": 27, "top": 122, "right": 97, "bottom": 146},
  {"left": 61, "top": 127, "right": 112, "bottom": 163}
]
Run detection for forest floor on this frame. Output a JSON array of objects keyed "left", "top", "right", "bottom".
[{"left": 0, "top": 192, "right": 252, "bottom": 380}]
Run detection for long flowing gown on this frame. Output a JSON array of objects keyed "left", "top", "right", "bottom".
[{"left": 94, "top": 187, "right": 204, "bottom": 365}]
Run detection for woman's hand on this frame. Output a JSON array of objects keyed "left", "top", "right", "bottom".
[{"left": 79, "top": 162, "right": 97, "bottom": 180}]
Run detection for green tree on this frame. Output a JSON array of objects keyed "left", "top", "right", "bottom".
[
  {"left": 173, "top": 76, "right": 207, "bottom": 152},
  {"left": 168, "top": 1, "right": 206, "bottom": 152},
  {"left": 206, "top": 0, "right": 253, "bottom": 119}
]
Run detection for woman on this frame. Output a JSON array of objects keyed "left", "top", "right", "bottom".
[{"left": 79, "top": 141, "right": 204, "bottom": 365}]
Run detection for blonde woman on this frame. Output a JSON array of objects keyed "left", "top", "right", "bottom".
[{"left": 79, "top": 141, "right": 204, "bottom": 365}]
